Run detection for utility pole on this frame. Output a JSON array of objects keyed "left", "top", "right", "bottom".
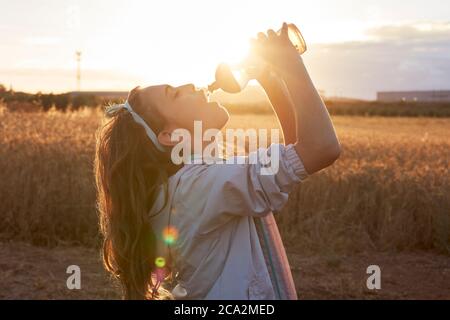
[{"left": 75, "top": 51, "right": 82, "bottom": 92}]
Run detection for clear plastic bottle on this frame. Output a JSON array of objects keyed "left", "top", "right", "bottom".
[{"left": 208, "top": 23, "right": 307, "bottom": 94}]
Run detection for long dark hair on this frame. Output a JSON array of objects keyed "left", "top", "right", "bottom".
[{"left": 94, "top": 87, "right": 175, "bottom": 299}]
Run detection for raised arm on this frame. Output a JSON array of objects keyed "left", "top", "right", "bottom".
[
  {"left": 257, "top": 72, "right": 297, "bottom": 145},
  {"left": 251, "top": 23, "right": 341, "bottom": 175},
  {"left": 280, "top": 54, "right": 341, "bottom": 174}
]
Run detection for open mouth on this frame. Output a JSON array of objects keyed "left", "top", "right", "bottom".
[{"left": 196, "top": 87, "right": 210, "bottom": 102}]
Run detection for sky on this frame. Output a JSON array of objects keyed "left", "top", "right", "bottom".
[{"left": 1, "top": 0, "right": 449, "bottom": 99}]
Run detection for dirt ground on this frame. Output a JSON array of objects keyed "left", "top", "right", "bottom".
[{"left": 0, "top": 241, "right": 448, "bottom": 300}]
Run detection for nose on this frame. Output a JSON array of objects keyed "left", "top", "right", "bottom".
[{"left": 177, "top": 84, "right": 195, "bottom": 93}]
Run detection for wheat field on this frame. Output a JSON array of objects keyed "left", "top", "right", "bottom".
[{"left": 0, "top": 105, "right": 449, "bottom": 255}]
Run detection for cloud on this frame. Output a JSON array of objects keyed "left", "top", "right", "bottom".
[
  {"left": 3, "top": 22, "right": 450, "bottom": 99},
  {"left": 365, "top": 22, "right": 450, "bottom": 42},
  {"left": 304, "top": 22, "right": 450, "bottom": 99}
]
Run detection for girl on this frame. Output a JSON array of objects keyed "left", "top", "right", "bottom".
[{"left": 94, "top": 23, "right": 340, "bottom": 300}]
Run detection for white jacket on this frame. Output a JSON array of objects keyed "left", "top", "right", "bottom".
[{"left": 148, "top": 144, "right": 308, "bottom": 299}]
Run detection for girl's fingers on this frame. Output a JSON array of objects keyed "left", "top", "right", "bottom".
[
  {"left": 257, "top": 32, "right": 268, "bottom": 42},
  {"left": 267, "top": 29, "right": 277, "bottom": 38},
  {"left": 281, "top": 22, "right": 288, "bottom": 37}
]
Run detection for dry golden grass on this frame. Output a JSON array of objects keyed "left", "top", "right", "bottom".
[{"left": 0, "top": 105, "right": 449, "bottom": 254}]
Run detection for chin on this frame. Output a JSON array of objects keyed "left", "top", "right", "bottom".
[
  {"left": 216, "top": 103, "right": 230, "bottom": 127},
  {"left": 205, "top": 102, "right": 229, "bottom": 130}
]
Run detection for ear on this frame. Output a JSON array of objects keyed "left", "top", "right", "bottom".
[{"left": 157, "top": 129, "right": 179, "bottom": 147}]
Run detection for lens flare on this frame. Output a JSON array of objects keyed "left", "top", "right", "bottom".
[
  {"left": 155, "top": 256, "right": 166, "bottom": 268},
  {"left": 163, "top": 225, "right": 179, "bottom": 246}
]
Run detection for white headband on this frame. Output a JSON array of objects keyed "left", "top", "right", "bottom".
[{"left": 106, "top": 101, "right": 166, "bottom": 152}]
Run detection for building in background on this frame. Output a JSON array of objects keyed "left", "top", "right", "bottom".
[{"left": 377, "top": 91, "right": 450, "bottom": 103}]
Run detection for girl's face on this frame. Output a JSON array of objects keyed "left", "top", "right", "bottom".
[{"left": 138, "top": 84, "right": 229, "bottom": 146}]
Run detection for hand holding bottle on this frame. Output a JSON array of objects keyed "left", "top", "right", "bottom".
[
  {"left": 208, "top": 22, "right": 307, "bottom": 94},
  {"left": 249, "top": 22, "right": 304, "bottom": 78}
]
